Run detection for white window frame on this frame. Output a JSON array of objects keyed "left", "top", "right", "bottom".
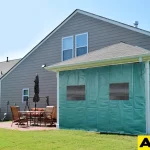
[
  {"left": 62, "top": 36, "right": 74, "bottom": 61},
  {"left": 22, "top": 88, "right": 29, "bottom": 103},
  {"left": 75, "top": 32, "right": 88, "bottom": 57}
]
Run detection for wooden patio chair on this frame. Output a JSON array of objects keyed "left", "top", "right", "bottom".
[
  {"left": 10, "top": 106, "right": 28, "bottom": 127},
  {"left": 52, "top": 106, "right": 57, "bottom": 123},
  {"left": 43, "top": 106, "right": 55, "bottom": 126}
]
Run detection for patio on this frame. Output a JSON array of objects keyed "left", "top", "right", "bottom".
[
  {"left": 6, "top": 103, "right": 57, "bottom": 131},
  {"left": 0, "top": 121, "right": 56, "bottom": 131}
]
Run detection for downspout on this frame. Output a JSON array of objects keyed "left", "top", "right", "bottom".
[
  {"left": 56, "top": 72, "right": 59, "bottom": 129},
  {"left": 145, "top": 61, "right": 150, "bottom": 134}
]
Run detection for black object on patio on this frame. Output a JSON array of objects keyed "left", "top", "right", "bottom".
[{"left": 33, "top": 74, "right": 40, "bottom": 111}]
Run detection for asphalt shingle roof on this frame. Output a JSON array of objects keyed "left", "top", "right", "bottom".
[
  {"left": 47, "top": 42, "right": 150, "bottom": 70},
  {"left": 0, "top": 59, "right": 20, "bottom": 78}
]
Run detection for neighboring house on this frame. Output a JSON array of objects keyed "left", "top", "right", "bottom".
[
  {"left": 0, "top": 58, "right": 20, "bottom": 115},
  {"left": 0, "top": 9, "right": 150, "bottom": 123},
  {"left": 0, "top": 58, "right": 20, "bottom": 78},
  {"left": 46, "top": 42, "right": 150, "bottom": 135}
]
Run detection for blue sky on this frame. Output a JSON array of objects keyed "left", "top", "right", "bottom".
[{"left": 0, "top": 0, "right": 150, "bottom": 61}]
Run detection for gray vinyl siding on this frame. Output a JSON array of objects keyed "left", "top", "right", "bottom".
[{"left": 1, "top": 12, "right": 150, "bottom": 119}]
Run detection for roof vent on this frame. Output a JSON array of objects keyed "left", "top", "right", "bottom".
[
  {"left": 134, "top": 21, "right": 139, "bottom": 28},
  {"left": 6, "top": 57, "right": 8, "bottom": 62}
]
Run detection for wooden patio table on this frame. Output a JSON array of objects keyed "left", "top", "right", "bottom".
[{"left": 18, "top": 111, "right": 44, "bottom": 126}]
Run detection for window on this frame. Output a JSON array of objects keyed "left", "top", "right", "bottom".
[
  {"left": 22, "top": 88, "right": 29, "bottom": 103},
  {"left": 62, "top": 36, "right": 73, "bottom": 61},
  {"left": 67, "top": 85, "right": 85, "bottom": 100},
  {"left": 75, "top": 33, "right": 88, "bottom": 56},
  {"left": 109, "top": 83, "right": 129, "bottom": 100}
]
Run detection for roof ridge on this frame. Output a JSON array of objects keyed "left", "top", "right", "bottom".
[
  {"left": 0, "top": 58, "right": 21, "bottom": 63},
  {"left": 77, "top": 9, "right": 150, "bottom": 34}
]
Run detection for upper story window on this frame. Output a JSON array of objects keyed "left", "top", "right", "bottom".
[
  {"left": 75, "top": 33, "right": 88, "bottom": 56},
  {"left": 62, "top": 36, "right": 73, "bottom": 61},
  {"left": 22, "top": 88, "right": 29, "bottom": 103}
]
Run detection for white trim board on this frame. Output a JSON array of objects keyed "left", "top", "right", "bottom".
[
  {"left": 56, "top": 72, "right": 59, "bottom": 129},
  {"left": 1, "top": 9, "right": 150, "bottom": 81},
  {"left": 145, "top": 61, "right": 150, "bottom": 134}
]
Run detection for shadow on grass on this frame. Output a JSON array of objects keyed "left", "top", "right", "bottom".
[{"left": 96, "top": 132, "right": 137, "bottom": 137}]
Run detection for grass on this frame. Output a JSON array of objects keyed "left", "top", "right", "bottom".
[{"left": 0, "top": 129, "right": 137, "bottom": 150}]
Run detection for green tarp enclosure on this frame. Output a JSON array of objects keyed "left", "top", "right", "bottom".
[
  {"left": 59, "top": 63, "right": 145, "bottom": 134},
  {"left": 45, "top": 43, "right": 150, "bottom": 135}
]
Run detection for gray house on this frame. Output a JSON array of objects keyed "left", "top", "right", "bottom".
[{"left": 0, "top": 9, "right": 150, "bottom": 120}]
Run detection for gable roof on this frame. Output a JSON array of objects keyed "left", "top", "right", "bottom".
[
  {"left": 0, "top": 59, "right": 20, "bottom": 78},
  {"left": 78, "top": 9, "right": 150, "bottom": 36},
  {"left": 1, "top": 9, "right": 150, "bottom": 80},
  {"left": 45, "top": 42, "right": 150, "bottom": 72}
]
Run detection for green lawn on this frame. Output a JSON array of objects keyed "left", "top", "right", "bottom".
[{"left": 0, "top": 129, "right": 137, "bottom": 150}]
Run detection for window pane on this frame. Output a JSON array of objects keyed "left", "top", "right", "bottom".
[
  {"left": 63, "top": 37, "right": 73, "bottom": 50},
  {"left": 76, "top": 34, "right": 87, "bottom": 47},
  {"left": 63, "top": 49, "right": 72, "bottom": 61},
  {"left": 76, "top": 47, "right": 87, "bottom": 56},
  {"left": 23, "top": 96, "right": 28, "bottom": 101},
  {"left": 67, "top": 85, "right": 85, "bottom": 100},
  {"left": 24, "top": 90, "right": 28, "bottom": 95},
  {"left": 109, "top": 83, "right": 129, "bottom": 100}
]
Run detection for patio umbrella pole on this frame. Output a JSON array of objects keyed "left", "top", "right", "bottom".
[
  {"left": 33, "top": 74, "right": 40, "bottom": 126},
  {"left": 34, "top": 101, "right": 36, "bottom": 125},
  {"left": 35, "top": 101, "right": 36, "bottom": 111}
]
